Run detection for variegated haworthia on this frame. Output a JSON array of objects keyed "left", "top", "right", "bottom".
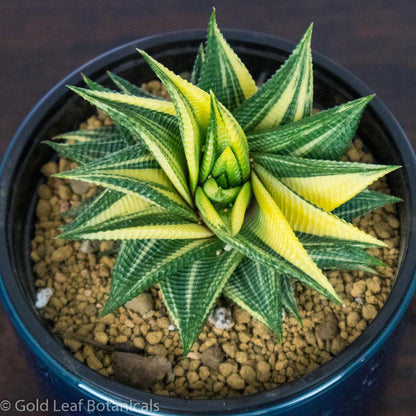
[{"left": 48, "top": 10, "right": 401, "bottom": 356}]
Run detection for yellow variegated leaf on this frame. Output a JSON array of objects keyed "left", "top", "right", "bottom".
[
  {"left": 255, "top": 164, "right": 386, "bottom": 246},
  {"left": 195, "top": 187, "right": 229, "bottom": 233},
  {"left": 234, "top": 25, "right": 313, "bottom": 132},
  {"left": 231, "top": 181, "right": 252, "bottom": 235},
  {"left": 212, "top": 146, "right": 242, "bottom": 187},
  {"left": 251, "top": 171, "right": 339, "bottom": 300},
  {"left": 198, "top": 10, "right": 257, "bottom": 110},
  {"left": 209, "top": 91, "right": 250, "bottom": 180},
  {"left": 138, "top": 50, "right": 211, "bottom": 129}
]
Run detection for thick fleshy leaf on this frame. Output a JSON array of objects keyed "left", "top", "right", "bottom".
[
  {"left": 67, "top": 86, "right": 193, "bottom": 206},
  {"left": 253, "top": 154, "right": 399, "bottom": 210},
  {"left": 195, "top": 187, "right": 230, "bottom": 233},
  {"left": 233, "top": 25, "right": 313, "bottom": 132},
  {"left": 281, "top": 275, "right": 301, "bottom": 323},
  {"left": 59, "top": 206, "right": 213, "bottom": 240},
  {"left": 55, "top": 144, "right": 197, "bottom": 221},
  {"left": 212, "top": 146, "right": 242, "bottom": 187},
  {"left": 255, "top": 164, "right": 386, "bottom": 247},
  {"left": 80, "top": 76, "right": 174, "bottom": 114},
  {"left": 107, "top": 71, "right": 165, "bottom": 99},
  {"left": 60, "top": 189, "right": 151, "bottom": 234},
  {"left": 44, "top": 126, "right": 128, "bottom": 164},
  {"left": 102, "top": 238, "right": 222, "bottom": 314},
  {"left": 198, "top": 10, "right": 257, "bottom": 111},
  {"left": 207, "top": 91, "right": 250, "bottom": 180},
  {"left": 159, "top": 249, "right": 243, "bottom": 356},
  {"left": 232, "top": 171, "right": 341, "bottom": 302},
  {"left": 247, "top": 96, "right": 373, "bottom": 159},
  {"left": 139, "top": 50, "right": 211, "bottom": 193},
  {"left": 308, "top": 246, "right": 385, "bottom": 274},
  {"left": 138, "top": 51, "right": 211, "bottom": 128},
  {"left": 190, "top": 44, "right": 205, "bottom": 86},
  {"left": 230, "top": 181, "right": 252, "bottom": 235},
  {"left": 224, "top": 257, "right": 283, "bottom": 340},
  {"left": 203, "top": 178, "right": 241, "bottom": 204},
  {"left": 332, "top": 189, "right": 402, "bottom": 221}
]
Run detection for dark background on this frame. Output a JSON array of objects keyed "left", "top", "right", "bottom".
[{"left": 1, "top": 1, "right": 415, "bottom": 415}]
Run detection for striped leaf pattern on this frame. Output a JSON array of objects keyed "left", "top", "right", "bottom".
[
  {"left": 233, "top": 24, "right": 313, "bottom": 132},
  {"left": 308, "top": 246, "right": 385, "bottom": 273},
  {"left": 332, "top": 189, "right": 402, "bottom": 221},
  {"left": 44, "top": 126, "right": 128, "bottom": 164},
  {"left": 107, "top": 71, "right": 165, "bottom": 99},
  {"left": 254, "top": 164, "right": 386, "bottom": 246},
  {"left": 198, "top": 10, "right": 257, "bottom": 111},
  {"left": 247, "top": 96, "right": 373, "bottom": 159},
  {"left": 103, "top": 238, "right": 222, "bottom": 314},
  {"left": 55, "top": 144, "right": 197, "bottom": 221},
  {"left": 224, "top": 257, "right": 283, "bottom": 340},
  {"left": 160, "top": 249, "right": 243, "bottom": 356},
  {"left": 46, "top": 14, "right": 401, "bottom": 354},
  {"left": 253, "top": 154, "right": 398, "bottom": 210}
]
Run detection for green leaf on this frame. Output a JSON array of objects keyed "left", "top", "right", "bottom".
[
  {"left": 107, "top": 71, "right": 165, "bottom": 99},
  {"left": 308, "top": 246, "right": 385, "bottom": 273},
  {"left": 67, "top": 85, "right": 193, "bottom": 206},
  {"left": 195, "top": 187, "right": 230, "bottom": 234},
  {"left": 233, "top": 24, "right": 313, "bottom": 132},
  {"left": 224, "top": 257, "right": 283, "bottom": 340},
  {"left": 102, "top": 238, "right": 222, "bottom": 314},
  {"left": 54, "top": 144, "right": 197, "bottom": 221},
  {"left": 139, "top": 50, "right": 212, "bottom": 193},
  {"left": 332, "top": 189, "right": 402, "bottom": 221},
  {"left": 190, "top": 44, "right": 205, "bottom": 86},
  {"left": 207, "top": 91, "right": 251, "bottom": 181},
  {"left": 247, "top": 96, "right": 373, "bottom": 159},
  {"left": 198, "top": 9, "right": 257, "bottom": 111},
  {"left": 253, "top": 154, "right": 399, "bottom": 210},
  {"left": 281, "top": 275, "right": 302, "bottom": 323},
  {"left": 203, "top": 178, "right": 241, "bottom": 204},
  {"left": 212, "top": 146, "right": 242, "bottom": 187},
  {"left": 159, "top": 249, "right": 243, "bottom": 356},
  {"left": 44, "top": 126, "right": 128, "bottom": 164}
]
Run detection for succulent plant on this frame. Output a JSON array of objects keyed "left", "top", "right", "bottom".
[{"left": 47, "top": 11, "right": 400, "bottom": 355}]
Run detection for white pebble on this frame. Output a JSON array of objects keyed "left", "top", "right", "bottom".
[
  {"left": 216, "top": 250, "right": 222, "bottom": 256},
  {"left": 79, "top": 241, "right": 93, "bottom": 254},
  {"left": 355, "top": 297, "right": 364, "bottom": 305},
  {"left": 168, "top": 324, "right": 176, "bottom": 331},
  {"left": 208, "top": 307, "right": 233, "bottom": 329},
  {"left": 224, "top": 244, "right": 232, "bottom": 252},
  {"left": 35, "top": 288, "right": 53, "bottom": 308}
]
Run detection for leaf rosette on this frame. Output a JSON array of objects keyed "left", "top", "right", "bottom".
[{"left": 47, "top": 11, "right": 401, "bottom": 355}]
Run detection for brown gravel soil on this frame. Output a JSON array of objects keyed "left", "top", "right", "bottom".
[{"left": 30, "top": 80, "right": 400, "bottom": 399}]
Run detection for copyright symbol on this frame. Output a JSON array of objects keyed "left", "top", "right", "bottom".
[{"left": 0, "top": 400, "right": 11, "bottom": 411}]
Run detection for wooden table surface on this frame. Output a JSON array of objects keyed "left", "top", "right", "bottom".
[{"left": 1, "top": 1, "right": 415, "bottom": 415}]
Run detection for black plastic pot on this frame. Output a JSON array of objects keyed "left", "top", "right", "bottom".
[{"left": 1, "top": 30, "right": 416, "bottom": 416}]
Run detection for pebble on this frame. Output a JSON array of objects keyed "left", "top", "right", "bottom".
[
  {"left": 209, "top": 307, "right": 233, "bottom": 329},
  {"left": 125, "top": 293, "right": 154, "bottom": 317},
  {"left": 362, "top": 304, "right": 378, "bottom": 320},
  {"left": 200, "top": 345, "right": 224, "bottom": 370},
  {"left": 226, "top": 373, "right": 245, "bottom": 390},
  {"left": 316, "top": 314, "right": 339, "bottom": 341},
  {"left": 35, "top": 288, "right": 53, "bottom": 308},
  {"left": 69, "top": 179, "right": 90, "bottom": 195},
  {"left": 50, "top": 246, "right": 73, "bottom": 262}
]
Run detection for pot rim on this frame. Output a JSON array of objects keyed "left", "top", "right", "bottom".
[{"left": 1, "top": 28, "right": 416, "bottom": 415}]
